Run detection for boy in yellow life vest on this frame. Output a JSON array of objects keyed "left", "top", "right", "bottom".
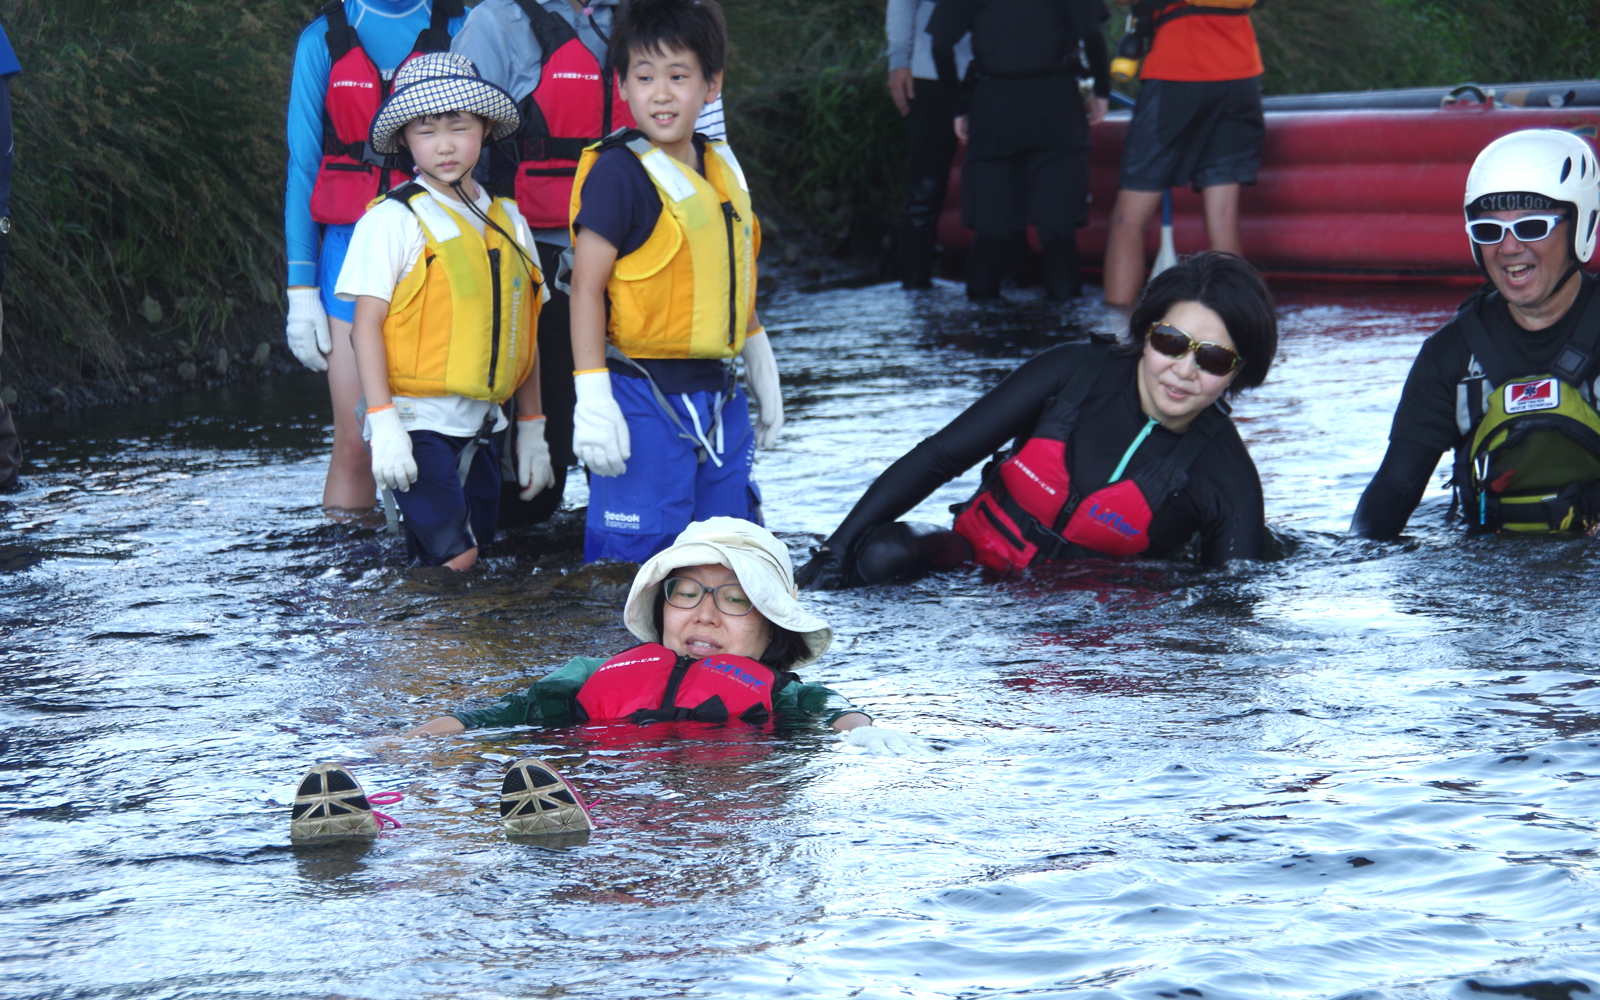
[
  {"left": 567, "top": 0, "right": 783, "bottom": 564},
  {"left": 340, "top": 53, "right": 552, "bottom": 570}
]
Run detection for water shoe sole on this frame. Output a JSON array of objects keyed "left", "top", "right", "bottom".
[
  {"left": 290, "top": 762, "right": 379, "bottom": 840},
  {"left": 500, "top": 758, "right": 593, "bottom": 836}
]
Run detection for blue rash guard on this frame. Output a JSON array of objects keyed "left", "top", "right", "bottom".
[{"left": 284, "top": 0, "right": 464, "bottom": 319}]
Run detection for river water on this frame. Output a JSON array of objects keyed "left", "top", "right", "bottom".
[{"left": 5, "top": 280, "right": 1600, "bottom": 999}]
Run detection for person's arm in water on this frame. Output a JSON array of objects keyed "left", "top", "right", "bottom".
[
  {"left": 407, "top": 715, "right": 465, "bottom": 737},
  {"left": 1351, "top": 440, "right": 1444, "bottom": 540},
  {"left": 832, "top": 712, "right": 871, "bottom": 731},
  {"left": 798, "top": 343, "right": 1084, "bottom": 588},
  {"left": 405, "top": 657, "right": 604, "bottom": 737},
  {"left": 1349, "top": 331, "right": 1461, "bottom": 540}
]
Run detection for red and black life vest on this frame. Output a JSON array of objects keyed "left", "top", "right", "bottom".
[
  {"left": 308, "top": 0, "right": 460, "bottom": 226},
  {"left": 952, "top": 347, "right": 1224, "bottom": 571},
  {"left": 510, "top": 0, "right": 635, "bottom": 229},
  {"left": 575, "top": 643, "right": 790, "bottom": 726}
]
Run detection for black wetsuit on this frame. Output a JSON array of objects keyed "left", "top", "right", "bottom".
[
  {"left": 929, "top": 0, "right": 1110, "bottom": 298},
  {"left": 799, "top": 343, "right": 1264, "bottom": 587},
  {"left": 1352, "top": 275, "right": 1599, "bottom": 540}
]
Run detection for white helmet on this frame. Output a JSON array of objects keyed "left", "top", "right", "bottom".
[{"left": 1464, "top": 129, "right": 1600, "bottom": 264}]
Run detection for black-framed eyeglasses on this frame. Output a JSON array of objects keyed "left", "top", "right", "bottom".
[
  {"left": 1465, "top": 213, "right": 1567, "bottom": 246},
  {"left": 1147, "top": 323, "right": 1245, "bottom": 377},
  {"left": 663, "top": 577, "right": 756, "bottom": 616}
]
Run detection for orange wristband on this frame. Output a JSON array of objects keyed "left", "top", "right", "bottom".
[
  {"left": 517, "top": 413, "right": 545, "bottom": 421},
  {"left": 366, "top": 403, "right": 395, "bottom": 414},
  {"left": 573, "top": 367, "right": 608, "bottom": 376}
]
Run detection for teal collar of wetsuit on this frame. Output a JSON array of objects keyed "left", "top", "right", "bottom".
[{"left": 1109, "top": 416, "right": 1158, "bottom": 483}]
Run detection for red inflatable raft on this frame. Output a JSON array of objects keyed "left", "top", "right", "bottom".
[{"left": 936, "top": 80, "right": 1600, "bottom": 281}]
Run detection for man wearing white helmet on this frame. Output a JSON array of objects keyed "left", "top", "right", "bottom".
[{"left": 1353, "top": 128, "right": 1600, "bottom": 539}]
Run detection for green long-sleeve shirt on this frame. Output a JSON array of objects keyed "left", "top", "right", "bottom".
[{"left": 451, "top": 655, "right": 865, "bottom": 730}]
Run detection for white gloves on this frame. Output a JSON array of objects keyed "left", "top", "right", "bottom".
[
  {"left": 573, "top": 370, "right": 630, "bottom": 477},
  {"left": 366, "top": 405, "right": 417, "bottom": 492},
  {"left": 741, "top": 330, "right": 784, "bottom": 449},
  {"left": 841, "top": 725, "right": 927, "bottom": 756},
  {"left": 515, "top": 416, "right": 555, "bottom": 500},
  {"left": 285, "top": 287, "right": 332, "bottom": 372}
]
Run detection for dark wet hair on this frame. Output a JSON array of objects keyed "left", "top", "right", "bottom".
[
  {"left": 1121, "top": 251, "right": 1278, "bottom": 395},
  {"left": 650, "top": 582, "right": 811, "bottom": 673},
  {"left": 610, "top": 0, "right": 727, "bottom": 80}
]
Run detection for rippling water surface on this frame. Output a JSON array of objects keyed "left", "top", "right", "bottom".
[{"left": 5, "top": 280, "right": 1600, "bottom": 1000}]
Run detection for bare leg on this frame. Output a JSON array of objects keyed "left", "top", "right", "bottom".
[
  {"left": 1201, "top": 183, "right": 1243, "bottom": 256},
  {"left": 1102, "top": 189, "right": 1164, "bottom": 306},
  {"left": 443, "top": 545, "right": 479, "bottom": 572},
  {"left": 323, "top": 315, "right": 378, "bottom": 511}
]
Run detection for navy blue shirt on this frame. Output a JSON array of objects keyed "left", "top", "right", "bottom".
[{"left": 574, "top": 135, "right": 727, "bottom": 394}]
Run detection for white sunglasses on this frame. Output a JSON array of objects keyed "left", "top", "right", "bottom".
[{"left": 1465, "top": 214, "right": 1567, "bottom": 245}]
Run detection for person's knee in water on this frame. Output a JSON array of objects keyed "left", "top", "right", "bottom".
[{"left": 798, "top": 251, "right": 1277, "bottom": 589}]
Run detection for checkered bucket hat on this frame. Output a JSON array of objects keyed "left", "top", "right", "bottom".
[{"left": 369, "top": 52, "right": 521, "bottom": 155}]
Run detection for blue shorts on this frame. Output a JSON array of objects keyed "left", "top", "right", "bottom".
[
  {"left": 317, "top": 223, "right": 357, "bottom": 323},
  {"left": 392, "top": 431, "right": 500, "bottom": 565},
  {"left": 584, "top": 375, "right": 760, "bottom": 563}
]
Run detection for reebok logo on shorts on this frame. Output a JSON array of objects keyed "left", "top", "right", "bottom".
[{"left": 603, "top": 510, "right": 642, "bottom": 531}]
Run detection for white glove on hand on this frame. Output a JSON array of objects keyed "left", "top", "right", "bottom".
[
  {"left": 516, "top": 416, "right": 555, "bottom": 500},
  {"left": 573, "top": 370, "right": 630, "bottom": 477},
  {"left": 841, "top": 725, "right": 927, "bottom": 756},
  {"left": 285, "top": 287, "right": 332, "bottom": 372},
  {"left": 741, "top": 330, "right": 784, "bottom": 449},
  {"left": 366, "top": 405, "right": 417, "bottom": 492}
]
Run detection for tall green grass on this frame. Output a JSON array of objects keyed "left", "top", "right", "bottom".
[
  {"left": 0, "top": 0, "right": 1596, "bottom": 387},
  {"left": 1, "top": 0, "right": 303, "bottom": 386}
]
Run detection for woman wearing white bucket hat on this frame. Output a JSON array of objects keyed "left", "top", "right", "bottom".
[
  {"left": 291, "top": 518, "right": 921, "bottom": 841},
  {"left": 407, "top": 518, "right": 879, "bottom": 737},
  {"left": 298, "top": 519, "right": 914, "bottom": 836}
]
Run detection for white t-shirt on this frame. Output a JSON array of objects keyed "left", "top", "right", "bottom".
[{"left": 336, "top": 176, "right": 549, "bottom": 438}]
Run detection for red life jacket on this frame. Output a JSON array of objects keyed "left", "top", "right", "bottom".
[
  {"left": 307, "top": 0, "right": 458, "bottom": 226},
  {"left": 511, "top": 0, "right": 636, "bottom": 228},
  {"left": 575, "top": 643, "right": 788, "bottom": 726},
  {"left": 952, "top": 347, "right": 1224, "bottom": 572}
]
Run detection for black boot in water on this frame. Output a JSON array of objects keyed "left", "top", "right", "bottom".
[
  {"left": 965, "top": 236, "right": 1010, "bottom": 300},
  {"left": 1042, "top": 238, "right": 1083, "bottom": 301}
]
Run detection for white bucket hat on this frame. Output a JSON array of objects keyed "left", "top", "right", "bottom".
[
  {"left": 369, "top": 52, "right": 521, "bottom": 156},
  {"left": 623, "top": 518, "right": 833, "bottom": 668}
]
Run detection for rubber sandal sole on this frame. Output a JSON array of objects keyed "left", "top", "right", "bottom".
[
  {"left": 500, "top": 758, "right": 593, "bottom": 836},
  {"left": 290, "top": 762, "right": 379, "bottom": 840}
]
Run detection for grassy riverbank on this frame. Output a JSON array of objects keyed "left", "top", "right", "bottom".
[{"left": 0, "top": 0, "right": 1595, "bottom": 410}]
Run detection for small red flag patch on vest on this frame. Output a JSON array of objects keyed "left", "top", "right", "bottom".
[{"left": 1505, "top": 378, "right": 1559, "bottom": 413}]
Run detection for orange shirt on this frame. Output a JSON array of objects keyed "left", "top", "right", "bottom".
[{"left": 1140, "top": 5, "right": 1263, "bottom": 82}]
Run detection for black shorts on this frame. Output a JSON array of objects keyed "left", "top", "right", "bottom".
[{"left": 1119, "top": 76, "right": 1264, "bottom": 192}]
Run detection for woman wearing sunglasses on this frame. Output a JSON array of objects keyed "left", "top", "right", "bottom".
[{"left": 797, "top": 251, "right": 1277, "bottom": 588}]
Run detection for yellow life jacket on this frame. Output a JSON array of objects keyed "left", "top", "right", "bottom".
[
  {"left": 570, "top": 130, "right": 758, "bottom": 360},
  {"left": 379, "top": 183, "right": 541, "bottom": 404}
]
